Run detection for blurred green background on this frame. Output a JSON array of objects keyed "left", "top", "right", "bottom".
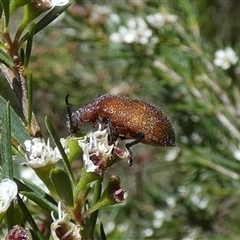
[{"left": 1, "top": 0, "right": 240, "bottom": 239}]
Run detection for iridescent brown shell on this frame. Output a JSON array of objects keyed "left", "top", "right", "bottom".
[{"left": 96, "top": 95, "right": 176, "bottom": 146}]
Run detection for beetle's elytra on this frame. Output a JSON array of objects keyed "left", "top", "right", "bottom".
[{"left": 66, "top": 94, "right": 176, "bottom": 165}]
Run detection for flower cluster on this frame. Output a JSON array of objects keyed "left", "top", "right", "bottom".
[
  {"left": 110, "top": 17, "right": 152, "bottom": 44},
  {"left": 110, "top": 12, "right": 177, "bottom": 44},
  {"left": 51, "top": 202, "right": 81, "bottom": 240},
  {"left": 6, "top": 225, "right": 32, "bottom": 240},
  {"left": 89, "top": 5, "right": 112, "bottom": 25},
  {"left": 178, "top": 185, "right": 209, "bottom": 210},
  {"left": 213, "top": 47, "right": 238, "bottom": 70},
  {"left": 142, "top": 196, "right": 176, "bottom": 238},
  {"left": 24, "top": 138, "right": 62, "bottom": 168},
  {"left": 146, "top": 13, "right": 177, "bottom": 29},
  {"left": 78, "top": 124, "right": 129, "bottom": 175},
  {"left": 0, "top": 179, "right": 18, "bottom": 214}
]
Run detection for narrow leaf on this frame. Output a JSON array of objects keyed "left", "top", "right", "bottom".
[
  {"left": 21, "top": 191, "right": 58, "bottom": 214},
  {"left": 27, "top": 72, "right": 33, "bottom": 131},
  {"left": 15, "top": 178, "right": 58, "bottom": 212},
  {"left": 50, "top": 168, "right": 74, "bottom": 207},
  {"left": 24, "top": 23, "right": 35, "bottom": 68},
  {"left": 0, "top": 0, "right": 10, "bottom": 27},
  {"left": 21, "top": 177, "right": 56, "bottom": 203},
  {"left": 89, "top": 179, "right": 102, "bottom": 236},
  {"left": 19, "top": 4, "right": 70, "bottom": 45},
  {"left": 17, "top": 195, "right": 46, "bottom": 240},
  {"left": 1, "top": 101, "right": 13, "bottom": 179},
  {"left": 0, "top": 49, "right": 15, "bottom": 68},
  {"left": 100, "top": 222, "right": 107, "bottom": 240},
  {"left": 0, "top": 96, "right": 30, "bottom": 147},
  {"left": 45, "top": 116, "right": 75, "bottom": 184}
]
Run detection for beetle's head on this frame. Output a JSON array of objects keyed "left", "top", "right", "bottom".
[{"left": 65, "top": 94, "right": 82, "bottom": 134}]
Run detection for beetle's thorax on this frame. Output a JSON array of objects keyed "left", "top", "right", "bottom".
[{"left": 71, "top": 99, "right": 100, "bottom": 133}]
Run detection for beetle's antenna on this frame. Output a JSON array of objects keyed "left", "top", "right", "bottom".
[{"left": 65, "top": 94, "right": 73, "bottom": 133}]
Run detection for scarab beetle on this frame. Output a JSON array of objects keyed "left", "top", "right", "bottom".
[{"left": 66, "top": 94, "right": 176, "bottom": 165}]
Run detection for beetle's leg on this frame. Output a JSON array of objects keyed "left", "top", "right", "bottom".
[
  {"left": 125, "top": 132, "right": 145, "bottom": 166},
  {"left": 102, "top": 117, "right": 119, "bottom": 145}
]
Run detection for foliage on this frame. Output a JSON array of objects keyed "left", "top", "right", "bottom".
[{"left": 1, "top": 0, "right": 240, "bottom": 239}]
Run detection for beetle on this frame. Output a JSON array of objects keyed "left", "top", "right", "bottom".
[{"left": 66, "top": 94, "right": 176, "bottom": 165}]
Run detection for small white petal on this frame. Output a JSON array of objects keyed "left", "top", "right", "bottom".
[
  {"left": 166, "top": 197, "right": 176, "bottom": 208},
  {"left": 0, "top": 179, "right": 18, "bottom": 200},
  {"left": 123, "top": 32, "right": 136, "bottom": 43},
  {"left": 214, "top": 47, "right": 238, "bottom": 69},
  {"left": 0, "top": 179, "right": 18, "bottom": 213},
  {"left": 24, "top": 138, "right": 61, "bottom": 168},
  {"left": 154, "top": 210, "right": 165, "bottom": 220},
  {"left": 51, "top": 202, "right": 81, "bottom": 239},
  {"left": 108, "top": 13, "right": 121, "bottom": 24},
  {"left": 143, "top": 228, "right": 154, "bottom": 237},
  {"left": 233, "top": 149, "right": 240, "bottom": 161},
  {"left": 50, "top": 0, "right": 69, "bottom": 7},
  {"left": 153, "top": 218, "right": 164, "bottom": 228}
]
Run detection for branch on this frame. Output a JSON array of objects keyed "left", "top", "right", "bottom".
[{"left": 0, "top": 62, "right": 41, "bottom": 137}]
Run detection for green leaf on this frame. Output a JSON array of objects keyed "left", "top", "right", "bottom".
[
  {"left": 0, "top": 49, "right": 15, "bottom": 68},
  {"left": 16, "top": 178, "right": 58, "bottom": 213},
  {"left": 50, "top": 168, "right": 74, "bottom": 207},
  {"left": 27, "top": 72, "right": 33, "bottom": 129},
  {"left": 9, "top": 0, "right": 29, "bottom": 14},
  {"left": 100, "top": 222, "right": 107, "bottom": 240},
  {"left": 0, "top": 0, "right": 10, "bottom": 27},
  {"left": 19, "top": 4, "right": 71, "bottom": 45},
  {"left": 17, "top": 195, "right": 46, "bottom": 240},
  {"left": 89, "top": 179, "right": 102, "bottom": 237},
  {"left": 20, "top": 177, "right": 55, "bottom": 201},
  {"left": 24, "top": 23, "right": 35, "bottom": 68},
  {"left": 1, "top": 101, "right": 13, "bottom": 179},
  {"left": 0, "top": 96, "right": 30, "bottom": 147},
  {"left": 21, "top": 191, "right": 58, "bottom": 214},
  {"left": 45, "top": 116, "right": 75, "bottom": 184}
]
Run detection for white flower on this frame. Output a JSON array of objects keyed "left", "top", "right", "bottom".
[
  {"left": 165, "top": 147, "right": 180, "bottom": 161},
  {"left": 152, "top": 210, "right": 166, "bottom": 228},
  {"left": 146, "top": 13, "right": 165, "bottom": 28},
  {"left": 51, "top": 202, "right": 81, "bottom": 240},
  {"left": 0, "top": 179, "right": 18, "bottom": 213},
  {"left": 89, "top": 5, "right": 112, "bottom": 24},
  {"left": 78, "top": 124, "right": 129, "bottom": 174},
  {"left": 154, "top": 210, "right": 165, "bottom": 219},
  {"left": 190, "top": 185, "right": 209, "bottom": 210},
  {"left": 24, "top": 138, "right": 61, "bottom": 168},
  {"left": 214, "top": 47, "right": 238, "bottom": 70},
  {"left": 49, "top": 0, "right": 69, "bottom": 7},
  {"left": 110, "top": 17, "right": 152, "bottom": 44},
  {"left": 146, "top": 13, "right": 177, "bottom": 29},
  {"left": 166, "top": 197, "right": 176, "bottom": 208},
  {"left": 108, "top": 13, "right": 121, "bottom": 25},
  {"left": 92, "top": 5, "right": 112, "bottom": 15},
  {"left": 104, "top": 222, "right": 115, "bottom": 234},
  {"left": 233, "top": 149, "right": 240, "bottom": 161},
  {"left": 164, "top": 14, "right": 178, "bottom": 23},
  {"left": 178, "top": 185, "right": 189, "bottom": 198},
  {"left": 78, "top": 125, "right": 115, "bottom": 173},
  {"left": 143, "top": 228, "right": 154, "bottom": 237}
]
